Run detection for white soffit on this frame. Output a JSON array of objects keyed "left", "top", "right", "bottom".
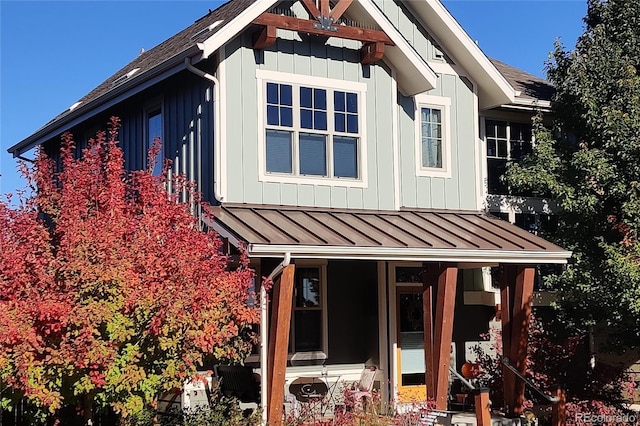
[
  {"left": 198, "top": 0, "right": 437, "bottom": 95},
  {"left": 407, "top": 0, "right": 516, "bottom": 109}
]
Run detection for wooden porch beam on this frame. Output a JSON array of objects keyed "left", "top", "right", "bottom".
[
  {"left": 361, "top": 41, "right": 385, "bottom": 64},
  {"left": 509, "top": 266, "right": 535, "bottom": 416},
  {"left": 432, "top": 264, "right": 458, "bottom": 410},
  {"left": 329, "top": 0, "right": 353, "bottom": 21},
  {"left": 266, "top": 264, "right": 295, "bottom": 426},
  {"left": 253, "top": 25, "right": 277, "bottom": 50},
  {"left": 252, "top": 13, "right": 394, "bottom": 46}
]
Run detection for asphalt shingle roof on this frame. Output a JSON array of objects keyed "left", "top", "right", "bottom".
[{"left": 490, "top": 58, "right": 554, "bottom": 102}]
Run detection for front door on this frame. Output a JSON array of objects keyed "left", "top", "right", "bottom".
[{"left": 396, "top": 288, "right": 427, "bottom": 402}]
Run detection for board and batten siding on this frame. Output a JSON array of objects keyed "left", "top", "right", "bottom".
[
  {"left": 222, "top": 31, "right": 396, "bottom": 210},
  {"left": 41, "top": 70, "right": 216, "bottom": 204},
  {"left": 117, "top": 72, "right": 215, "bottom": 203},
  {"left": 375, "top": 0, "right": 479, "bottom": 210},
  {"left": 398, "top": 75, "right": 478, "bottom": 211}
]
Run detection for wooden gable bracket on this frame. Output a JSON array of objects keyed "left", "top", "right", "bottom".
[{"left": 252, "top": 0, "right": 394, "bottom": 64}]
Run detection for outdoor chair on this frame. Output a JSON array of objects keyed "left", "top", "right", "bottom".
[{"left": 344, "top": 365, "right": 378, "bottom": 413}]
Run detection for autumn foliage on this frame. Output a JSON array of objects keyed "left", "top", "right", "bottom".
[{"left": 0, "top": 118, "right": 259, "bottom": 421}]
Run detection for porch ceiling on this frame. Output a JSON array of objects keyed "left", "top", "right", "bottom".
[{"left": 205, "top": 204, "right": 571, "bottom": 264}]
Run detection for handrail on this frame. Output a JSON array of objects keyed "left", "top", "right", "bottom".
[
  {"left": 449, "top": 366, "right": 476, "bottom": 391},
  {"left": 502, "top": 357, "right": 559, "bottom": 403}
]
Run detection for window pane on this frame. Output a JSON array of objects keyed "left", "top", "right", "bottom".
[
  {"left": 496, "top": 122, "right": 507, "bottom": 138},
  {"left": 334, "top": 91, "right": 345, "bottom": 112},
  {"left": 301, "top": 87, "right": 312, "bottom": 108},
  {"left": 301, "top": 109, "right": 313, "bottom": 129},
  {"left": 335, "top": 113, "right": 346, "bottom": 132},
  {"left": 147, "top": 110, "right": 163, "bottom": 176},
  {"left": 315, "top": 111, "right": 327, "bottom": 131},
  {"left": 421, "top": 107, "right": 442, "bottom": 168},
  {"left": 498, "top": 140, "right": 508, "bottom": 158},
  {"left": 267, "top": 83, "right": 278, "bottom": 104},
  {"left": 422, "top": 138, "right": 442, "bottom": 168},
  {"left": 334, "top": 137, "right": 358, "bottom": 178},
  {"left": 280, "top": 84, "right": 292, "bottom": 106},
  {"left": 267, "top": 105, "right": 279, "bottom": 126},
  {"left": 294, "top": 311, "right": 322, "bottom": 352},
  {"left": 314, "top": 89, "right": 326, "bottom": 110},
  {"left": 295, "top": 268, "right": 321, "bottom": 307},
  {"left": 487, "top": 158, "right": 508, "bottom": 194},
  {"left": 346, "top": 114, "right": 358, "bottom": 133},
  {"left": 485, "top": 120, "right": 496, "bottom": 137},
  {"left": 266, "top": 130, "right": 292, "bottom": 173},
  {"left": 346, "top": 92, "right": 358, "bottom": 113},
  {"left": 281, "top": 107, "right": 293, "bottom": 127},
  {"left": 487, "top": 139, "right": 497, "bottom": 157},
  {"left": 299, "top": 133, "right": 327, "bottom": 176}
]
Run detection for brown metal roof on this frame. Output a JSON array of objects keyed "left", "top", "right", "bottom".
[{"left": 207, "top": 204, "right": 571, "bottom": 264}]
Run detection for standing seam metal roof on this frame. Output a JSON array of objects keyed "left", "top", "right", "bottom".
[{"left": 207, "top": 204, "right": 570, "bottom": 262}]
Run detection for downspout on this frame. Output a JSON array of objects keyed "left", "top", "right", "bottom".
[
  {"left": 185, "top": 57, "right": 224, "bottom": 202},
  {"left": 261, "top": 253, "right": 291, "bottom": 425}
]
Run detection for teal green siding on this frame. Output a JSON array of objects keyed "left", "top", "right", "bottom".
[
  {"left": 222, "top": 0, "right": 477, "bottom": 211},
  {"left": 223, "top": 32, "right": 397, "bottom": 210}
]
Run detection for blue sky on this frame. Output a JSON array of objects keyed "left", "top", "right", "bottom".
[{"left": 0, "top": 0, "right": 586, "bottom": 197}]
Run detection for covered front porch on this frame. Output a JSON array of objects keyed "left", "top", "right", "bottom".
[{"left": 207, "top": 204, "right": 571, "bottom": 425}]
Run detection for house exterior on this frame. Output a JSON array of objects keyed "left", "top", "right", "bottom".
[{"left": 8, "top": 0, "right": 572, "bottom": 423}]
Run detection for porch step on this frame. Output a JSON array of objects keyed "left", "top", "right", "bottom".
[{"left": 421, "top": 411, "right": 523, "bottom": 426}]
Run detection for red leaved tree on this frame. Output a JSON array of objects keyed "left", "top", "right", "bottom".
[{"left": 0, "top": 117, "right": 259, "bottom": 423}]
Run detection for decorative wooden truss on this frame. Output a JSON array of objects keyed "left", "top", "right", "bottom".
[{"left": 252, "top": 0, "right": 394, "bottom": 64}]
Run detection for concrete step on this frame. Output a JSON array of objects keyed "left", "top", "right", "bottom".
[{"left": 420, "top": 410, "right": 523, "bottom": 426}]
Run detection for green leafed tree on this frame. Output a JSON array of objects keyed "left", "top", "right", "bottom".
[
  {"left": 0, "top": 118, "right": 260, "bottom": 424},
  {"left": 506, "top": 0, "right": 640, "bottom": 350}
]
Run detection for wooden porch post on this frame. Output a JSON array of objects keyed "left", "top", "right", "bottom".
[
  {"left": 422, "top": 264, "right": 436, "bottom": 400},
  {"left": 422, "top": 263, "right": 458, "bottom": 410},
  {"left": 433, "top": 265, "right": 458, "bottom": 410},
  {"left": 266, "top": 264, "right": 295, "bottom": 426},
  {"left": 500, "top": 265, "right": 535, "bottom": 417}
]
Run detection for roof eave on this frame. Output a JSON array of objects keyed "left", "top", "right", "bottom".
[
  {"left": 8, "top": 45, "right": 203, "bottom": 157},
  {"left": 407, "top": 0, "right": 515, "bottom": 108},
  {"left": 247, "top": 244, "right": 572, "bottom": 264},
  {"left": 199, "top": 0, "right": 280, "bottom": 59}
]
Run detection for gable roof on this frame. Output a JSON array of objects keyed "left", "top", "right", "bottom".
[
  {"left": 490, "top": 58, "right": 554, "bottom": 106},
  {"left": 403, "top": 0, "right": 515, "bottom": 110},
  {"left": 8, "top": 0, "right": 438, "bottom": 157}
]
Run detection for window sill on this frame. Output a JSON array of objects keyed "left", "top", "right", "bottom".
[{"left": 259, "top": 173, "right": 368, "bottom": 188}]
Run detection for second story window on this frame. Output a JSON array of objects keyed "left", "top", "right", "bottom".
[
  {"left": 486, "top": 120, "right": 532, "bottom": 195},
  {"left": 257, "top": 70, "right": 367, "bottom": 186},
  {"left": 414, "top": 94, "right": 451, "bottom": 178}
]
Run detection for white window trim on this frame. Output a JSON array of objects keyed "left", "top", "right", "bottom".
[
  {"left": 290, "top": 259, "right": 329, "bottom": 360},
  {"left": 414, "top": 94, "right": 452, "bottom": 178},
  {"left": 256, "top": 69, "right": 368, "bottom": 188}
]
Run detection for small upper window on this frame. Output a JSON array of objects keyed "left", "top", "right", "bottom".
[
  {"left": 415, "top": 94, "right": 451, "bottom": 177},
  {"left": 146, "top": 107, "right": 163, "bottom": 176}
]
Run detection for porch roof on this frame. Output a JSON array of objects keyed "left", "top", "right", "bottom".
[{"left": 206, "top": 204, "right": 571, "bottom": 265}]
